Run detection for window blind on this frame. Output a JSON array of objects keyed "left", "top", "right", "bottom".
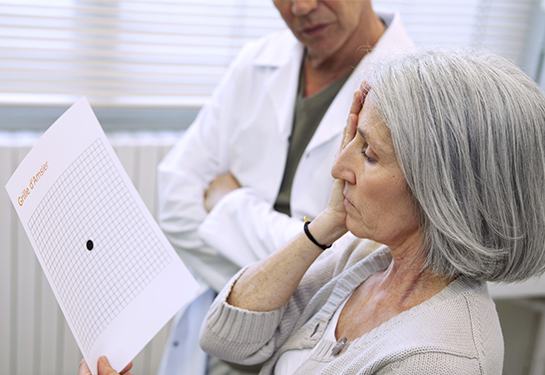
[
  {"left": 0, "top": 0, "right": 537, "bottom": 108},
  {"left": 374, "top": 0, "right": 535, "bottom": 64},
  {"left": 0, "top": 0, "right": 286, "bottom": 107}
]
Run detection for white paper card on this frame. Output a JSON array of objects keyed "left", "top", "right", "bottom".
[{"left": 5, "top": 97, "right": 199, "bottom": 375}]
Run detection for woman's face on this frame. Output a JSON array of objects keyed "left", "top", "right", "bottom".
[{"left": 332, "top": 95, "right": 422, "bottom": 249}]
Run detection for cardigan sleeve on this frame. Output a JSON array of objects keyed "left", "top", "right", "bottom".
[
  {"left": 199, "top": 238, "right": 383, "bottom": 366},
  {"left": 199, "top": 267, "right": 289, "bottom": 366},
  {"left": 199, "top": 243, "right": 349, "bottom": 365}
]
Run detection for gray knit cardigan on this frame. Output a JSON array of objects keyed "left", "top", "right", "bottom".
[{"left": 200, "top": 239, "right": 504, "bottom": 374}]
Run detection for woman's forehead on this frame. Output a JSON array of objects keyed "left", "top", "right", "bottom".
[{"left": 358, "top": 96, "right": 393, "bottom": 153}]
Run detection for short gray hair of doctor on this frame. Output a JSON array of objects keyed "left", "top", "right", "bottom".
[{"left": 367, "top": 49, "right": 545, "bottom": 282}]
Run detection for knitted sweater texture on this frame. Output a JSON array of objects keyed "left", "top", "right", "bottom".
[{"left": 200, "top": 240, "right": 504, "bottom": 374}]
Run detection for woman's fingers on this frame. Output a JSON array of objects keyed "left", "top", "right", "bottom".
[
  {"left": 350, "top": 88, "right": 364, "bottom": 116},
  {"left": 359, "top": 81, "right": 371, "bottom": 109},
  {"left": 340, "top": 84, "right": 370, "bottom": 152},
  {"left": 344, "top": 113, "right": 358, "bottom": 148},
  {"left": 349, "top": 82, "right": 370, "bottom": 115},
  {"left": 79, "top": 359, "right": 92, "bottom": 375},
  {"left": 329, "top": 178, "right": 347, "bottom": 215}
]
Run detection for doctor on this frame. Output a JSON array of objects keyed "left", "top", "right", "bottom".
[{"left": 157, "top": 1, "right": 414, "bottom": 374}]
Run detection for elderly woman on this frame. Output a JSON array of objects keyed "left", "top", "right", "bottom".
[
  {"left": 197, "top": 50, "right": 545, "bottom": 374},
  {"left": 79, "top": 50, "right": 545, "bottom": 375}
]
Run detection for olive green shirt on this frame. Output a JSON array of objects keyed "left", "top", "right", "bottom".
[{"left": 274, "top": 58, "right": 351, "bottom": 216}]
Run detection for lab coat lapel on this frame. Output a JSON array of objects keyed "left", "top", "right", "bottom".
[
  {"left": 305, "top": 71, "right": 357, "bottom": 153},
  {"left": 254, "top": 32, "right": 305, "bottom": 140}
]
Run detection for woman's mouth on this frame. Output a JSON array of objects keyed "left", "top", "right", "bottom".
[{"left": 344, "top": 196, "right": 355, "bottom": 209}]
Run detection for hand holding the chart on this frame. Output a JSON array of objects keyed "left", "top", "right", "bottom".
[{"left": 78, "top": 357, "right": 132, "bottom": 375}]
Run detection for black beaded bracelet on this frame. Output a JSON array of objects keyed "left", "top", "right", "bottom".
[{"left": 303, "top": 217, "right": 331, "bottom": 251}]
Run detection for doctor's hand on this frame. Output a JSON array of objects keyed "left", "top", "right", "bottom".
[
  {"left": 78, "top": 357, "right": 133, "bottom": 375},
  {"left": 204, "top": 172, "right": 241, "bottom": 212}
]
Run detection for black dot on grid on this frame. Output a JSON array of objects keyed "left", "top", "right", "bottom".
[{"left": 86, "top": 240, "right": 94, "bottom": 251}]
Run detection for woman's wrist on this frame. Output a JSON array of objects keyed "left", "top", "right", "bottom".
[
  {"left": 303, "top": 218, "right": 331, "bottom": 250},
  {"left": 306, "top": 211, "right": 347, "bottom": 249}
]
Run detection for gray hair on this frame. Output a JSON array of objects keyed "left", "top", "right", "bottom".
[{"left": 367, "top": 50, "right": 545, "bottom": 282}]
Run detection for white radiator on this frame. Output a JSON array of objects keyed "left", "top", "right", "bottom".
[{"left": 0, "top": 131, "right": 182, "bottom": 375}]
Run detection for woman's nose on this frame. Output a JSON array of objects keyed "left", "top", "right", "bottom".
[
  {"left": 291, "top": 0, "right": 318, "bottom": 17},
  {"left": 332, "top": 144, "right": 356, "bottom": 185}
]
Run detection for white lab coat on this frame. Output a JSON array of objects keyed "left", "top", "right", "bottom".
[{"left": 156, "top": 11, "right": 414, "bottom": 375}]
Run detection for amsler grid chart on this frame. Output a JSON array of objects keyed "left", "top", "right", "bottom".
[
  {"left": 6, "top": 97, "right": 199, "bottom": 375},
  {"left": 27, "top": 138, "right": 171, "bottom": 355}
]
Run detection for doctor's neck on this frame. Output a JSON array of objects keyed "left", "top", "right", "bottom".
[{"left": 304, "top": 10, "right": 385, "bottom": 97}]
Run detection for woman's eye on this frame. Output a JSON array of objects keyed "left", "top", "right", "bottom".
[{"left": 362, "top": 147, "right": 376, "bottom": 163}]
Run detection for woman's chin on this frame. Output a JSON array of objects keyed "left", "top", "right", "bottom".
[{"left": 346, "top": 219, "right": 367, "bottom": 240}]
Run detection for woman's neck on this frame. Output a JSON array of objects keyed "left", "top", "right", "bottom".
[
  {"left": 380, "top": 234, "right": 450, "bottom": 308},
  {"left": 374, "top": 258, "right": 449, "bottom": 311},
  {"left": 335, "top": 253, "right": 450, "bottom": 342}
]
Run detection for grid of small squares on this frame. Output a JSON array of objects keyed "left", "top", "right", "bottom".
[{"left": 28, "top": 139, "right": 171, "bottom": 355}]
